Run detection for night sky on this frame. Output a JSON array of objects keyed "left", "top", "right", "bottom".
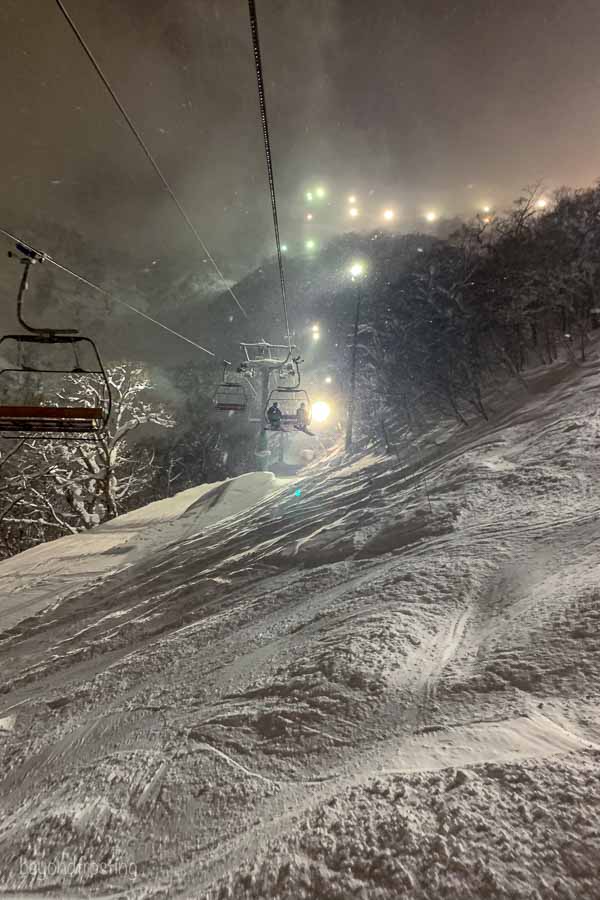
[{"left": 2, "top": 0, "right": 600, "bottom": 289}]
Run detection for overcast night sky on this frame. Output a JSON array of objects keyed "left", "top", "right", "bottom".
[{"left": 2, "top": 0, "right": 600, "bottom": 291}]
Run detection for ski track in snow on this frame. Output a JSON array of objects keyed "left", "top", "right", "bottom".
[{"left": 2, "top": 356, "right": 600, "bottom": 896}]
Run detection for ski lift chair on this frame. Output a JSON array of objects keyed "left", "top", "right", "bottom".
[
  {"left": 0, "top": 243, "right": 111, "bottom": 439},
  {"left": 213, "top": 363, "right": 247, "bottom": 412},
  {"left": 265, "top": 387, "right": 312, "bottom": 431}
]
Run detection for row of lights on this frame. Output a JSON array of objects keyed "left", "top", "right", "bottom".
[
  {"left": 303, "top": 185, "right": 471, "bottom": 226},
  {"left": 308, "top": 202, "right": 433, "bottom": 224},
  {"left": 281, "top": 198, "right": 549, "bottom": 256},
  {"left": 304, "top": 187, "right": 550, "bottom": 224},
  {"left": 306, "top": 185, "right": 399, "bottom": 223},
  {"left": 346, "top": 193, "right": 397, "bottom": 224}
]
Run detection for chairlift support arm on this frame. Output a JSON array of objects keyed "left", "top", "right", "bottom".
[{"left": 8, "top": 243, "right": 76, "bottom": 336}]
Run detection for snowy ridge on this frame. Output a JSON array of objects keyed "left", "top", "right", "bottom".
[{"left": 1, "top": 357, "right": 600, "bottom": 897}]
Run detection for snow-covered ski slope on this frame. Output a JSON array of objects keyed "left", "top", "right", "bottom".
[{"left": 2, "top": 355, "right": 600, "bottom": 899}]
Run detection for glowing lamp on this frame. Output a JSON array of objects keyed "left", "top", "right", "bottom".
[{"left": 312, "top": 400, "right": 331, "bottom": 423}]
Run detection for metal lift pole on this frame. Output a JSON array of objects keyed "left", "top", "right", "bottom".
[
  {"left": 345, "top": 292, "right": 362, "bottom": 454},
  {"left": 255, "top": 367, "right": 271, "bottom": 470}
]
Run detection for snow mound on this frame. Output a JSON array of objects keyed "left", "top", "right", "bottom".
[{"left": 0, "top": 471, "right": 287, "bottom": 631}]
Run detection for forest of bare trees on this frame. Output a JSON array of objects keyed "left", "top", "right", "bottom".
[{"left": 355, "top": 185, "right": 600, "bottom": 431}]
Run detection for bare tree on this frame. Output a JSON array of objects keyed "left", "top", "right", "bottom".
[
  {"left": 0, "top": 439, "right": 70, "bottom": 557},
  {"left": 0, "top": 365, "right": 175, "bottom": 557},
  {"left": 49, "top": 364, "right": 175, "bottom": 527}
]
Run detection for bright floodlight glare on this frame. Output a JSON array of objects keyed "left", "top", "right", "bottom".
[
  {"left": 349, "top": 262, "right": 365, "bottom": 278},
  {"left": 482, "top": 205, "right": 491, "bottom": 214},
  {"left": 311, "top": 323, "right": 320, "bottom": 331},
  {"left": 281, "top": 243, "right": 288, "bottom": 252},
  {"left": 306, "top": 191, "right": 313, "bottom": 201},
  {"left": 325, "top": 375, "right": 332, "bottom": 384},
  {"left": 312, "top": 400, "right": 331, "bottom": 423},
  {"left": 348, "top": 194, "right": 357, "bottom": 204},
  {"left": 305, "top": 239, "right": 316, "bottom": 250},
  {"left": 312, "top": 331, "right": 320, "bottom": 341},
  {"left": 536, "top": 198, "right": 547, "bottom": 209},
  {"left": 349, "top": 207, "right": 359, "bottom": 218},
  {"left": 316, "top": 186, "right": 326, "bottom": 198},
  {"left": 425, "top": 210, "right": 438, "bottom": 223},
  {"left": 306, "top": 213, "right": 313, "bottom": 221},
  {"left": 383, "top": 208, "right": 395, "bottom": 221}
]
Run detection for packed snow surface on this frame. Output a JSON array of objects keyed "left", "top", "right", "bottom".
[{"left": 2, "top": 357, "right": 600, "bottom": 898}]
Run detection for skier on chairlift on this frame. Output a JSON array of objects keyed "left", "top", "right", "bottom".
[
  {"left": 294, "top": 401, "right": 314, "bottom": 435},
  {"left": 296, "top": 402, "right": 308, "bottom": 428},
  {"left": 267, "top": 400, "right": 282, "bottom": 429}
]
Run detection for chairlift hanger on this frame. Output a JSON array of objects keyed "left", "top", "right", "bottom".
[
  {"left": 0, "top": 244, "right": 112, "bottom": 439},
  {"left": 275, "top": 355, "right": 304, "bottom": 390},
  {"left": 240, "top": 340, "right": 295, "bottom": 369}
]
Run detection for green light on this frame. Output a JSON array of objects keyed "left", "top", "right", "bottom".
[
  {"left": 306, "top": 240, "right": 316, "bottom": 251},
  {"left": 306, "top": 191, "right": 313, "bottom": 202},
  {"left": 281, "top": 244, "right": 288, "bottom": 252},
  {"left": 294, "top": 488, "right": 302, "bottom": 497}
]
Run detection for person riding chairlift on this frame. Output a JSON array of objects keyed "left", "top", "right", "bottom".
[
  {"left": 267, "top": 401, "right": 282, "bottom": 430},
  {"left": 295, "top": 402, "right": 312, "bottom": 434}
]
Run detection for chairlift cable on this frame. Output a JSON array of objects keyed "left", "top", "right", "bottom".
[
  {"left": 0, "top": 227, "right": 216, "bottom": 358},
  {"left": 52, "top": 0, "right": 248, "bottom": 320},
  {"left": 247, "top": 0, "right": 292, "bottom": 348}
]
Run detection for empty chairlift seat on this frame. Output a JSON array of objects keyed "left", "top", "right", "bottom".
[
  {"left": 213, "top": 382, "right": 247, "bottom": 412},
  {"left": 213, "top": 360, "right": 248, "bottom": 413},
  {"left": 0, "top": 404, "right": 104, "bottom": 434},
  {"left": 0, "top": 242, "right": 112, "bottom": 439},
  {"left": 0, "top": 333, "right": 111, "bottom": 439}
]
